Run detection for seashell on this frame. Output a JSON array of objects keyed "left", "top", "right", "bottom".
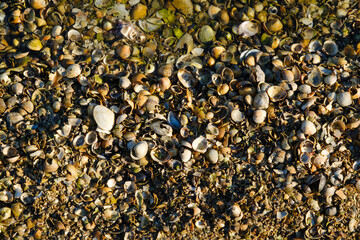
[
  {"left": 280, "top": 69, "right": 294, "bottom": 82},
  {"left": 66, "top": 64, "right": 82, "bottom": 78},
  {"left": 67, "top": 29, "right": 82, "bottom": 42},
  {"left": 44, "top": 159, "right": 59, "bottom": 173},
  {"left": 11, "top": 83, "right": 24, "bottom": 95},
  {"left": 72, "top": 135, "right": 86, "bottom": 149},
  {"left": 150, "top": 121, "right": 173, "bottom": 136},
  {"left": 131, "top": 3, "right": 147, "bottom": 20},
  {"left": 265, "top": 16, "right": 283, "bottom": 32},
  {"left": 325, "top": 206, "right": 337, "bottom": 216},
  {"left": 51, "top": 25, "right": 62, "bottom": 37},
  {"left": 307, "top": 68, "right": 323, "bottom": 87},
  {"left": 7, "top": 112, "right": 24, "bottom": 126},
  {"left": 177, "top": 68, "right": 195, "bottom": 88},
  {"left": 336, "top": 92, "right": 352, "bottom": 107},
  {"left": 130, "top": 141, "right": 148, "bottom": 160},
  {"left": 119, "top": 74, "right": 131, "bottom": 89},
  {"left": 323, "top": 40, "right": 338, "bottom": 56},
  {"left": 172, "top": 0, "right": 194, "bottom": 15},
  {"left": 103, "top": 21, "right": 113, "bottom": 31},
  {"left": 253, "top": 110, "right": 267, "bottom": 124},
  {"left": 0, "top": 207, "right": 11, "bottom": 221},
  {"left": 159, "top": 77, "right": 171, "bottom": 91},
  {"left": 2, "top": 146, "right": 20, "bottom": 163},
  {"left": 231, "top": 109, "right": 245, "bottom": 123},
  {"left": 0, "top": 191, "right": 13, "bottom": 203},
  {"left": 238, "top": 20, "right": 260, "bottom": 37},
  {"left": 158, "top": 64, "right": 173, "bottom": 77},
  {"left": 230, "top": 204, "right": 242, "bottom": 218},
  {"left": 253, "top": 91, "right": 269, "bottom": 110},
  {"left": 85, "top": 131, "right": 98, "bottom": 145},
  {"left": 308, "top": 40, "right": 322, "bottom": 52},
  {"left": 198, "top": 25, "right": 215, "bottom": 43},
  {"left": 93, "top": 105, "right": 115, "bottom": 133},
  {"left": 208, "top": 5, "right": 221, "bottom": 19},
  {"left": 313, "top": 155, "right": 327, "bottom": 168},
  {"left": 192, "top": 136, "right": 208, "bottom": 154},
  {"left": 212, "top": 46, "right": 226, "bottom": 59},
  {"left": 167, "top": 111, "right": 182, "bottom": 130},
  {"left": 180, "top": 148, "right": 192, "bottom": 162},
  {"left": 301, "top": 120, "right": 317, "bottom": 136},
  {"left": 168, "top": 159, "right": 183, "bottom": 170},
  {"left": 29, "top": 0, "right": 48, "bottom": 9},
  {"left": 267, "top": 86, "right": 287, "bottom": 102},
  {"left": 11, "top": 202, "right": 23, "bottom": 219},
  {"left": 116, "top": 45, "right": 132, "bottom": 59},
  {"left": 27, "top": 39, "right": 43, "bottom": 51},
  {"left": 324, "top": 74, "right": 337, "bottom": 86},
  {"left": 150, "top": 146, "right": 171, "bottom": 164},
  {"left": 103, "top": 209, "right": 120, "bottom": 221},
  {"left": 206, "top": 149, "right": 219, "bottom": 164},
  {"left": 117, "top": 20, "right": 146, "bottom": 43},
  {"left": 290, "top": 43, "right": 303, "bottom": 54}
]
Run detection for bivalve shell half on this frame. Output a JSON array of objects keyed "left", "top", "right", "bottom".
[
  {"left": 177, "top": 68, "right": 195, "bottom": 88},
  {"left": 336, "top": 92, "right": 352, "bottom": 107},
  {"left": 301, "top": 120, "right": 317, "bottom": 136},
  {"left": 267, "top": 86, "right": 287, "bottom": 102},
  {"left": 238, "top": 20, "right": 260, "bottom": 37},
  {"left": 150, "top": 145, "right": 171, "bottom": 164},
  {"left": 85, "top": 131, "right": 98, "bottom": 145},
  {"left": 93, "top": 105, "right": 115, "bottom": 133},
  {"left": 253, "top": 110, "right": 267, "bottom": 124},
  {"left": 72, "top": 135, "right": 86, "bottom": 149},
  {"left": 66, "top": 64, "right": 82, "bottom": 78},
  {"left": 130, "top": 141, "right": 148, "bottom": 160},
  {"left": 44, "top": 159, "right": 59, "bottom": 173},
  {"left": 253, "top": 91, "right": 269, "bottom": 109},
  {"left": 323, "top": 40, "right": 338, "bottom": 56},
  {"left": 192, "top": 136, "right": 208, "bottom": 154},
  {"left": 198, "top": 25, "right": 215, "bottom": 43},
  {"left": 27, "top": 39, "right": 43, "bottom": 51}
]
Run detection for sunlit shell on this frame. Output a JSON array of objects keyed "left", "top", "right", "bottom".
[
  {"left": 67, "top": 29, "right": 82, "bottom": 42},
  {"left": 253, "top": 110, "right": 267, "bottom": 124},
  {"left": 301, "top": 120, "right": 317, "bottom": 135},
  {"left": 231, "top": 109, "right": 245, "bottom": 123},
  {"left": 66, "top": 64, "right": 82, "bottom": 78},
  {"left": 192, "top": 136, "right": 208, "bottom": 153},
  {"left": 150, "top": 121, "right": 173, "bottom": 136},
  {"left": 323, "top": 40, "right": 338, "bottom": 56},
  {"left": 85, "top": 131, "right": 98, "bottom": 145},
  {"left": 130, "top": 141, "right": 148, "bottom": 160},
  {"left": 180, "top": 148, "right": 192, "bottom": 162},
  {"left": 267, "top": 86, "right": 287, "bottom": 102},
  {"left": 93, "top": 105, "right": 115, "bottom": 133},
  {"left": 150, "top": 145, "right": 171, "bottom": 164},
  {"left": 206, "top": 149, "right": 219, "bottom": 164},
  {"left": 177, "top": 68, "right": 195, "bottom": 88},
  {"left": 44, "top": 159, "right": 59, "bottom": 173},
  {"left": 0, "top": 207, "right": 11, "bottom": 221},
  {"left": 336, "top": 92, "right": 352, "bottom": 107},
  {"left": 238, "top": 20, "right": 260, "bottom": 37},
  {"left": 253, "top": 91, "right": 269, "bottom": 110},
  {"left": 73, "top": 135, "right": 86, "bottom": 149},
  {"left": 307, "top": 68, "right": 323, "bottom": 87},
  {"left": 198, "top": 25, "right": 215, "bottom": 43}
]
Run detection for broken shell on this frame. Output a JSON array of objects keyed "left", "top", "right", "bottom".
[
  {"left": 192, "top": 136, "right": 208, "bottom": 154},
  {"left": 130, "top": 141, "right": 148, "bottom": 160},
  {"left": 267, "top": 86, "right": 287, "bottom": 102},
  {"left": 266, "top": 16, "right": 283, "bottom": 32},
  {"left": 150, "top": 121, "right": 173, "bottom": 136},
  {"left": 0, "top": 191, "right": 13, "bottom": 203},
  {"left": 67, "top": 29, "right": 82, "bottom": 41},
  {"left": 253, "top": 110, "right": 267, "bottom": 124},
  {"left": 93, "top": 105, "right": 115, "bottom": 133},
  {"left": 66, "top": 64, "right": 82, "bottom": 78},
  {"left": 336, "top": 92, "right": 352, "bottom": 107},
  {"left": 44, "top": 159, "right": 59, "bottom": 173},
  {"left": 301, "top": 120, "right": 317, "bottom": 136},
  {"left": 27, "top": 39, "right": 43, "bottom": 51},
  {"left": 177, "top": 68, "right": 195, "bottom": 88},
  {"left": 85, "top": 131, "right": 98, "bottom": 145},
  {"left": 168, "top": 159, "right": 183, "bottom": 170},
  {"left": 0, "top": 207, "right": 11, "bottom": 221},
  {"left": 29, "top": 0, "right": 48, "bottom": 9},
  {"left": 2, "top": 146, "right": 20, "bottom": 163},
  {"left": 150, "top": 145, "right": 171, "bottom": 164}
]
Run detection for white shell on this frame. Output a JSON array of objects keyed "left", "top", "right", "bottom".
[
  {"left": 336, "top": 92, "right": 352, "bottom": 107},
  {"left": 253, "top": 91, "right": 269, "bottom": 109},
  {"left": 253, "top": 110, "right": 267, "bottom": 124},
  {"left": 66, "top": 64, "right": 82, "bottom": 78},
  {"left": 52, "top": 25, "right": 62, "bottom": 37},
  {"left": 180, "top": 148, "right": 192, "bottom": 162},
  {"left": 130, "top": 141, "right": 148, "bottom": 160},
  {"left": 93, "top": 105, "right": 115, "bottom": 133},
  {"left": 301, "top": 120, "right": 317, "bottom": 135},
  {"left": 206, "top": 149, "right": 219, "bottom": 164},
  {"left": 192, "top": 136, "right": 208, "bottom": 153},
  {"left": 324, "top": 74, "right": 337, "bottom": 86},
  {"left": 238, "top": 21, "right": 259, "bottom": 37},
  {"left": 231, "top": 109, "right": 245, "bottom": 123},
  {"left": 85, "top": 131, "right": 98, "bottom": 145}
]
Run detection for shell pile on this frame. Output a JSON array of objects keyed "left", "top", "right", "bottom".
[{"left": 0, "top": 0, "right": 360, "bottom": 239}]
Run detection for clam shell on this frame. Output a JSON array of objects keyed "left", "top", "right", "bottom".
[
  {"left": 93, "top": 105, "right": 115, "bottom": 133},
  {"left": 198, "top": 25, "right": 215, "bottom": 43},
  {"left": 177, "top": 68, "right": 195, "bottom": 88},
  {"left": 150, "top": 121, "right": 173, "bottom": 136},
  {"left": 73, "top": 135, "right": 86, "bottom": 149},
  {"left": 168, "top": 159, "right": 183, "bottom": 170},
  {"left": 267, "top": 86, "right": 287, "bottom": 102},
  {"left": 231, "top": 109, "right": 245, "bottom": 123},
  {"left": 67, "top": 29, "right": 82, "bottom": 42},
  {"left": 85, "top": 131, "right": 98, "bottom": 145},
  {"left": 167, "top": 111, "right": 182, "bottom": 130},
  {"left": 238, "top": 20, "right": 260, "bottom": 37},
  {"left": 192, "top": 136, "right": 208, "bottom": 153},
  {"left": 253, "top": 91, "right": 269, "bottom": 110},
  {"left": 323, "top": 40, "right": 338, "bottom": 56},
  {"left": 0, "top": 207, "right": 11, "bottom": 221},
  {"left": 66, "top": 64, "right": 82, "bottom": 78},
  {"left": 150, "top": 145, "right": 171, "bottom": 164},
  {"left": 130, "top": 141, "right": 148, "bottom": 160},
  {"left": 0, "top": 191, "right": 13, "bottom": 203},
  {"left": 206, "top": 149, "right": 219, "bottom": 164},
  {"left": 27, "top": 39, "right": 43, "bottom": 51},
  {"left": 253, "top": 110, "right": 267, "bottom": 124},
  {"left": 44, "top": 159, "right": 59, "bottom": 173},
  {"left": 301, "top": 120, "right": 317, "bottom": 136},
  {"left": 336, "top": 92, "right": 352, "bottom": 107},
  {"left": 180, "top": 148, "right": 192, "bottom": 162}
]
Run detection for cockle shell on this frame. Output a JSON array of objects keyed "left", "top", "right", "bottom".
[
  {"left": 130, "top": 141, "right": 148, "bottom": 160},
  {"left": 93, "top": 105, "right": 115, "bottom": 134}
]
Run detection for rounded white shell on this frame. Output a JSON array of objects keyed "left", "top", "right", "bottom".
[
  {"left": 336, "top": 92, "right": 352, "bottom": 107},
  {"left": 192, "top": 136, "right": 208, "bottom": 153},
  {"left": 301, "top": 120, "right": 316, "bottom": 135},
  {"left": 130, "top": 141, "right": 148, "bottom": 160},
  {"left": 253, "top": 110, "right": 267, "bottom": 124},
  {"left": 66, "top": 64, "right": 82, "bottom": 78},
  {"left": 93, "top": 105, "right": 115, "bottom": 133}
]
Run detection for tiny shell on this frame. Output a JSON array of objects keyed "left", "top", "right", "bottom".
[{"left": 93, "top": 105, "right": 115, "bottom": 133}]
